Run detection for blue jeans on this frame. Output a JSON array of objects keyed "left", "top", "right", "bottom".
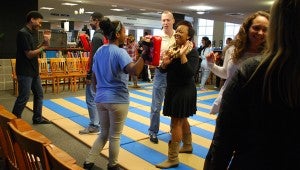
[
  {"left": 12, "top": 75, "right": 44, "bottom": 122},
  {"left": 85, "top": 83, "right": 100, "bottom": 127},
  {"left": 148, "top": 68, "right": 167, "bottom": 135}
]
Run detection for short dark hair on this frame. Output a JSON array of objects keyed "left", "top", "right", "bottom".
[
  {"left": 26, "top": 11, "right": 43, "bottom": 23},
  {"left": 202, "top": 36, "right": 209, "bottom": 41},
  {"left": 91, "top": 12, "right": 104, "bottom": 21}
]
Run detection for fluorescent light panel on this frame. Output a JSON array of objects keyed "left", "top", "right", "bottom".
[
  {"left": 61, "top": 2, "right": 78, "bottom": 6},
  {"left": 40, "top": 7, "right": 54, "bottom": 10},
  {"left": 110, "top": 8, "right": 126, "bottom": 12},
  {"left": 189, "top": 5, "right": 214, "bottom": 11}
]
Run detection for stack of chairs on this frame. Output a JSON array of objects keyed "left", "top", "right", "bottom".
[
  {"left": 65, "top": 57, "right": 87, "bottom": 92},
  {"left": 49, "top": 57, "right": 89, "bottom": 94},
  {"left": 49, "top": 58, "right": 72, "bottom": 94},
  {"left": 77, "top": 56, "right": 89, "bottom": 90},
  {"left": 38, "top": 58, "right": 55, "bottom": 93},
  {"left": 11, "top": 57, "right": 89, "bottom": 95},
  {"left": 0, "top": 105, "right": 83, "bottom": 170}
]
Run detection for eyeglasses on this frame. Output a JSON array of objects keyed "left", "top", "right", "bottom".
[{"left": 115, "top": 21, "right": 121, "bottom": 33}]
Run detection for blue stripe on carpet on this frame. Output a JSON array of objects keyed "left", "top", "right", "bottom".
[
  {"left": 196, "top": 106, "right": 211, "bottom": 114},
  {"left": 129, "top": 96, "right": 152, "bottom": 106},
  {"left": 197, "top": 91, "right": 219, "bottom": 97},
  {"left": 64, "top": 97, "right": 87, "bottom": 109},
  {"left": 159, "top": 134, "right": 209, "bottom": 158},
  {"left": 130, "top": 90, "right": 152, "bottom": 98},
  {"left": 43, "top": 100, "right": 90, "bottom": 127}
]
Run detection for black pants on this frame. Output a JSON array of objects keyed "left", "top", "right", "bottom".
[{"left": 140, "top": 65, "right": 150, "bottom": 81}]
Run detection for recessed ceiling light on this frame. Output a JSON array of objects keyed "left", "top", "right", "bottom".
[
  {"left": 40, "top": 7, "right": 54, "bottom": 10},
  {"left": 197, "top": 11, "right": 206, "bottom": 15},
  {"left": 110, "top": 8, "right": 126, "bottom": 12},
  {"left": 61, "top": 3, "right": 78, "bottom": 6},
  {"left": 189, "top": 5, "right": 214, "bottom": 11}
]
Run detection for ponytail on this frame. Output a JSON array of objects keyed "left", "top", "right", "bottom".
[{"left": 100, "top": 17, "right": 123, "bottom": 42}]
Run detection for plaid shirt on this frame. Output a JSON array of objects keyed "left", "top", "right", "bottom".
[{"left": 126, "top": 41, "right": 138, "bottom": 62}]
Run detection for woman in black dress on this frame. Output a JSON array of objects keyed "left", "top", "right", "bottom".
[{"left": 155, "top": 20, "right": 199, "bottom": 169}]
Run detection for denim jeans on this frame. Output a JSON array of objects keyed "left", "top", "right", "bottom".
[
  {"left": 148, "top": 68, "right": 167, "bottom": 135},
  {"left": 200, "top": 68, "right": 211, "bottom": 89},
  {"left": 12, "top": 75, "right": 44, "bottom": 122},
  {"left": 85, "top": 83, "right": 100, "bottom": 127},
  {"left": 86, "top": 103, "right": 128, "bottom": 167}
]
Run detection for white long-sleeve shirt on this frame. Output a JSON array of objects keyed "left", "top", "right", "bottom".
[
  {"left": 200, "top": 47, "right": 212, "bottom": 70},
  {"left": 207, "top": 45, "right": 261, "bottom": 114}
]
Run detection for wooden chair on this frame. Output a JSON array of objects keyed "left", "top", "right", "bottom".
[
  {"left": 66, "top": 58, "right": 86, "bottom": 91},
  {"left": 0, "top": 107, "right": 23, "bottom": 170},
  {"left": 78, "top": 56, "right": 89, "bottom": 89},
  {"left": 65, "top": 57, "right": 80, "bottom": 92},
  {"left": 45, "top": 144, "right": 84, "bottom": 170},
  {"left": 49, "top": 58, "right": 72, "bottom": 94},
  {"left": 38, "top": 58, "right": 55, "bottom": 93},
  {"left": 8, "top": 119, "right": 52, "bottom": 170},
  {"left": 10, "top": 59, "right": 18, "bottom": 96}
]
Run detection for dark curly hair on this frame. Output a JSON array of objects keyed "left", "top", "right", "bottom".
[{"left": 175, "top": 20, "right": 195, "bottom": 41}]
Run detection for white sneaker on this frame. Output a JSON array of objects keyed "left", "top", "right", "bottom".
[{"left": 200, "top": 87, "right": 207, "bottom": 91}]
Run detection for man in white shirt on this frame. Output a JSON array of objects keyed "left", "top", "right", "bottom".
[{"left": 148, "top": 11, "right": 175, "bottom": 144}]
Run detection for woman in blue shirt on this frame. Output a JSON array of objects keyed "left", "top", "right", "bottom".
[{"left": 83, "top": 17, "right": 145, "bottom": 170}]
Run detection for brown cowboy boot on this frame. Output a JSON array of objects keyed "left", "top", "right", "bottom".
[
  {"left": 179, "top": 133, "right": 193, "bottom": 153},
  {"left": 155, "top": 141, "right": 180, "bottom": 169}
]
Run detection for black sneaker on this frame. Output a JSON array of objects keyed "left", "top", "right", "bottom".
[
  {"left": 149, "top": 134, "right": 158, "bottom": 144},
  {"left": 32, "top": 119, "right": 51, "bottom": 124},
  {"left": 83, "top": 161, "right": 94, "bottom": 170},
  {"left": 107, "top": 164, "right": 120, "bottom": 170}
]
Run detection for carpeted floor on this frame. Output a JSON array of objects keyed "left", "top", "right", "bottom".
[{"left": 26, "top": 82, "right": 218, "bottom": 170}]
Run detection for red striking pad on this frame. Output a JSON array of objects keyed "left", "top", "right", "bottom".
[{"left": 142, "top": 35, "right": 162, "bottom": 66}]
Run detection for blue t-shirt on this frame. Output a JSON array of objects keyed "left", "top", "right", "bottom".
[{"left": 92, "top": 44, "right": 133, "bottom": 103}]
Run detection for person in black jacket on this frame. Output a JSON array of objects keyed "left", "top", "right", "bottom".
[
  {"left": 195, "top": 36, "right": 209, "bottom": 83},
  {"left": 204, "top": 0, "right": 300, "bottom": 169}
]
